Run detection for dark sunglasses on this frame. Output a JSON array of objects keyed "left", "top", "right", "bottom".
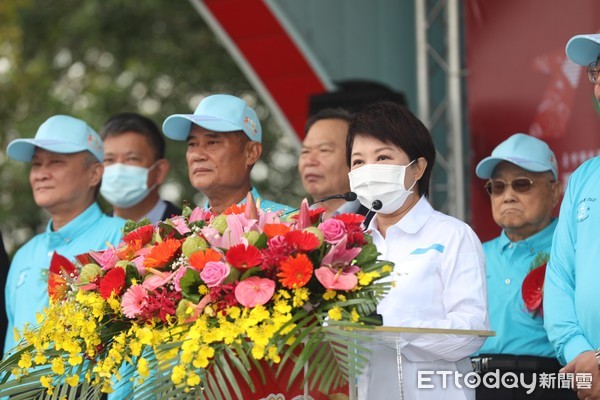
[
  {"left": 484, "top": 177, "right": 555, "bottom": 196},
  {"left": 588, "top": 60, "right": 600, "bottom": 84}
]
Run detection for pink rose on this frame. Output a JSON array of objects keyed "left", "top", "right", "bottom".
[
  {"left": 90, "top": 248, "right": 120, "bottom": 270},
  {"left": 318, "top": 218, "right": 347, "bottom": 244},
  {"left": 235, "top": 277, "right": 276, "bottom": 308},
  {"left": 200, "top": 261, "right": 230, "bottom": 287}
]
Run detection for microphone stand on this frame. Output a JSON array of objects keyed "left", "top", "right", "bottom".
[
  {"left": 283, "top": 192, "right": 358, "bottom": 216},
  {"left": 314, "top": 191, "right": 357, "bottom": 205}
]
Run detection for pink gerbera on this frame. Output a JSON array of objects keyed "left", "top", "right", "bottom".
[{"left": 121, "top": 285, "right": 148, "bottom": 318}]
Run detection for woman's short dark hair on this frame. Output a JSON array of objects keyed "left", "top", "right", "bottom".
[{"left": 346, "top": 101, "right": 436, "bottom": 197}]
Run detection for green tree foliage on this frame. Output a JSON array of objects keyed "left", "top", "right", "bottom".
[{"left": 0, "top": 0, "right": 305, "bottom": 254}]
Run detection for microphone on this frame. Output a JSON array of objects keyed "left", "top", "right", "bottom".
[
  {"left": 359, "top": 200, "right": 382, "bottom": 230},
  {"left": 315, "top": 191, "right": 357, "bottom": 204},
  {"left": 371, "top": 200, "right": 383, "bottom": 210}
]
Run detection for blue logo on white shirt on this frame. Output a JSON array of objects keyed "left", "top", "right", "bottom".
[{"left": 410, "top": 243, "right": 445, "bottom": 255}]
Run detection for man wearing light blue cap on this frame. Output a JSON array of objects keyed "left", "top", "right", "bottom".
[
  {"left": 471, "top": 133, "right": 574, "bottom": 399},
  {"left": 544, "top": 34, "right": 600, "bottom": 400},
  {"left": 162, "top": 94, "right": 291, "bottom": 214},
  {"left": 3, "top": 115, "right": 125, "bottom": 354},
  {"left": 104, "top": 95, "right": 293, "bottom": 399}
]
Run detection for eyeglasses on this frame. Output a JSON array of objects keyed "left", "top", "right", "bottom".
[
  {"left": 587, "top": 60, "right": 600, "bottom": 84},
  {"left": 484, "top": 177, "right": 555, "bottom": 196}
]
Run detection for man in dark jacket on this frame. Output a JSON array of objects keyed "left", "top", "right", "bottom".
[{"left": 99, "top": 112, "right": 181, "bottom": 223}]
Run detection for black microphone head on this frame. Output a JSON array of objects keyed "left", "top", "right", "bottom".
[
  {"left": 343, "top": 191, "right": 357, "bottom": 201},
  {"left": 372, "top": 200, "right": 383, "bottom": 211}
]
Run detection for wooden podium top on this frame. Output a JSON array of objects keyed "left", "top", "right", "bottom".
[
  {"left": 357, "top": 325, "right": 495, "bottom": 336},
  {"left": 326, "top": 325, "right": 495, "bottom": 339}
]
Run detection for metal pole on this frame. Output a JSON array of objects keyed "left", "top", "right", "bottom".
[
  {"left": 446, "top": 0, "right": 465, "bottom": 220},
  {"left": 415, "top": 0, "right": 429, "bottom": 127}
]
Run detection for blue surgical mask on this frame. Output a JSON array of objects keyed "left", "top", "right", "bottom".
[{"left": 100, "top": 163, "right": 157, "bottom": 208}]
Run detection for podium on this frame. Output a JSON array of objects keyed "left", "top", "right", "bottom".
[
  {"left": 339, "top": 326, "right": 495, "bottom": 400},
  {"left": 217, "top": 351, "right": 349, "bottom": 400},
  {"left": 221, "top": 326, "right": 493, "bottom": 400}
]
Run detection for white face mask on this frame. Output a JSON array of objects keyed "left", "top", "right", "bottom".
[
  {"left": 348, "top": 161, "right": 417, "bottom": 214},
  {"left": 100, "top": 163, "right": 157, "bottom": 208}
]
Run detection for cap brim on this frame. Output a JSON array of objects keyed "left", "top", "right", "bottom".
[
  {"left": 475, "top": 157, "right": 499, "bottom": 179},
  {"left": 7, "top": 139, "right": 90, "bottom": 162},
  {"left": 476, "top": 156, "right": 556, "bottom": 179},
  {"left": 162, "top": 114, "right": 243, "bottom": 141},
  {"left": 566, "top": 35, "right": 600, "bottom": 66}
]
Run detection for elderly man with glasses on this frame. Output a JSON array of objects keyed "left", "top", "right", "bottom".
[
  {"left": 471, "top": 133, "right": 574, "bottom": 399},
  {"left": 543, "top": 33, "right": 600, "bottom": 400}
]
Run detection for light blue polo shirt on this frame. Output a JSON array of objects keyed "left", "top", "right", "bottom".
[
  {"left": 476, "top": 219, "right": 557, "bottom": 357},
  {"left": 248, "top": 187, "right": 292, "bottom": 214},
  {"left": 3, "top": 202, "right": 125, "bottom": 354},
  {"left": 544, "top": 156, "right": 600, "bottom": 365}
]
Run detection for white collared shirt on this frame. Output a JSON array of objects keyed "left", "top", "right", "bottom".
[{"left": 360, "top": 196, "right": 489, "bottom": 399}]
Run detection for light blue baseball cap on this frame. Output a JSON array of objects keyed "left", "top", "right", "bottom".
[
  {"left": 565, "top": 34, "right": 600, "bottom": 66},
  {"left": 7, "top": 115, "right": 103, "bottom": 162},
  {"left": 162, "top": 94, "right": 262, "bottom": 143},
  {"left": 476, "top": 133, "right": 558, "bottom": 179}
]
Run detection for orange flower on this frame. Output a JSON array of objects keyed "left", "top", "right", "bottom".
[
  {"left": 222, "top": 204, "right": 245, "bottom": 215},
  {"left": 48, "top": 252, "right": 77, "bottom": 301},
  {"left": 143, "top": 238, "right": 182, "bottom": 269},
  {"left": 277, "top": 253, "right": 314, "bottom": 289},
  {"left": 189, "top": 248, "right": 223, "bottom": 271},
  {"left": 117, "top": 225, "right": 155, "bottom": 260},
  {"left": 116, "top": 239, "right": 144, "bottom": 261},
  {"left": 263, "top": 223, "right": 291, "bottom": 239}
]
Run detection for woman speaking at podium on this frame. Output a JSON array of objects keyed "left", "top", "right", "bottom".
[{"left": 347, "top": 101, "right": 489, "bottom": 400}]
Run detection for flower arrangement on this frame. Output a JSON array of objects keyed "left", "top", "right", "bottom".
[
  {"left": 521, "top": 251, "right": 549, "bottom": 318},
  {"left": 0, "top": 195, "right": 392, "bottom": 400}
]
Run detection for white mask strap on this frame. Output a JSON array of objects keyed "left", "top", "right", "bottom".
[
  {"left": 406, "top": 159, "right": 418, "bottom": 192},
  {"left": 147, "top": 160, "right": 161, "bottom": 191}
]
